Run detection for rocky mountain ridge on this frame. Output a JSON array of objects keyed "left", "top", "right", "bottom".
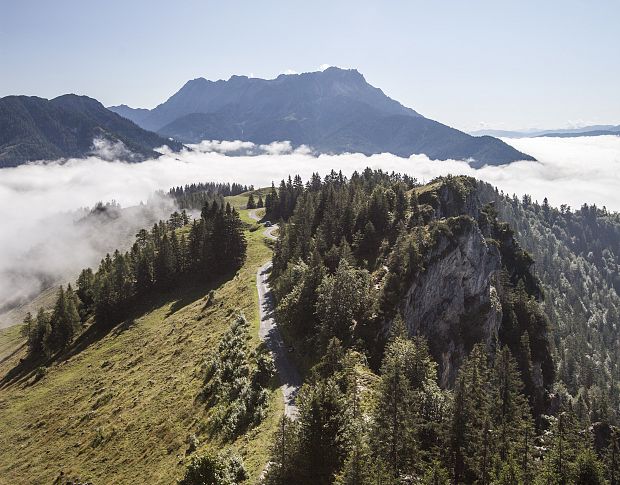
[{"left": 111, "top": 68, "right": 535, "bottom": 167}]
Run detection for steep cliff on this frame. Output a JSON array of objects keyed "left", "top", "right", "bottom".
[
  {"left": 401, "top": 216, "right": 502, "bottom": 387},
  {"left": 398, "top": 176, "right": 554, "bottom": 403}
]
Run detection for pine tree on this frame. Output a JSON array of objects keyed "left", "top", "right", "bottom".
[
  {"left": 539, "top": 409, "right": 585, "bottom": 484},
  {"left": 247, "top": 193, "right": 256, "bottom": 209},
  {"left": 27, "top": 308, "right": 51, "bottom": 358},
  {"left": 76, "top": 268, "right": 95, "bottom": 311},
  {"left": 449, "top": 344, "right": 492, "bottom": 484},
  {"left": 574, "top": 448, "right": 605, "bottom": 484},
  {"left": 20, "top": 312, "right": 33, "bottom": 338},
  {"left": 48, "top": 286, "right": 80, "bottom": 351},
  {"left": 371, "top": 336, "right": 431, "bottom": 478},
  {"left": 295, "top": 378, "right": 349, "bottom": 484},
  {"left": 155, "top": 233, "right": 175, "bottom": 287},
  {"left": 491, "top": 347, "right": 534, "bottom": 469},
  {"left": 135, "top": 244, "right": 155, "bottom": 294}
]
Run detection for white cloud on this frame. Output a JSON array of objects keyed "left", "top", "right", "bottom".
[
  {"left": 318, "top": 63, "right": 331, "bottom": 71},
  {"left": 91, "top": 137, "right": 137, "bottom": 161},
  {"left": 0, "top": 135, "right": 618, "bottom": 321}
]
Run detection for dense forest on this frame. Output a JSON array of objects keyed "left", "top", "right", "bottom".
[
  {"left": 478, "top": 184, "right": 620, "bottom": 427},
  {"left": 258, "top": 170, "right": 619, "bottom": 484}
]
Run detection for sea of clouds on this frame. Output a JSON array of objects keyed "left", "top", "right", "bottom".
[{"left": 0, "top": 135, "right": 618, "bottom": 323}]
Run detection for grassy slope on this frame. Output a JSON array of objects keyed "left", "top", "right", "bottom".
[
  {"left": 0, "top": 326, "right": 25, "bottom": 363},
  {"left": 226, "top": 188, "right": 271, "bottom": 211},
  {"left": 0, "top": 197, "right": 281, "bottom": 484}
]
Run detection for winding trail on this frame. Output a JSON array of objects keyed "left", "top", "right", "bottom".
[{"left": 249, "top": 209, "right": 301, "bottom": 418}]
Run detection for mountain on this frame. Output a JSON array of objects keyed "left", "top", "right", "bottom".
[
  {"left": 0, "top": 94, "right": 183, "bottom": 168},
  {"left": 537, "top": 129, "right": 620, "bottom": 138},
  {"left": 110, "top": 67, "right": 534, "bottom": 167},
  {"left": 471, "top": 124, "right": 620, "bottom": 138}
]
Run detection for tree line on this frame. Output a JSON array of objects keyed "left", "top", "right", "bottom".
[
  {"left": 170, "top": 182, "right": 252, "bottom": 210},
  {"left": 23, "top": 200, "right": 247, "bottom": 358}
]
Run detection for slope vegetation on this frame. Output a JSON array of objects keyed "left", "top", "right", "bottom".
[{"left": 0, "top": 203, "right": 281, "bottom": 484}]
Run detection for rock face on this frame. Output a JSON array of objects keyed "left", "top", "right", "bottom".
[
  {"left": 398, "top": 177, "right": 553, "bottom": 402},
  {"left": 401, "top": 216, "right": 502, "bottom": 387}
]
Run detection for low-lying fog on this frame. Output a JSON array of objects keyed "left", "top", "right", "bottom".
[{"left": 1, "top": 135, "right": 618, "bottom": 325}]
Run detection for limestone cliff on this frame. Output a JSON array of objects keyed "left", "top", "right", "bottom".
[
  {"left": 401, "top": 216, "right": 502, "bottom": 387},
  {"left": 397, "top": 176, "right": 553, "bottom": 398}
]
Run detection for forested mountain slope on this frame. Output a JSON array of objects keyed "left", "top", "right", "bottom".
[
  {"left": 0, "top": 94, "right": 183, "bottom": 167},
  {"left": 478, "top": 182, "right": 620, "bottom": 423},
  {"left": 0, "top": 192, "right": 280, "bottom": 484},
  {"left": 259, "top": 171, "right": 618, "bottom": 484}
]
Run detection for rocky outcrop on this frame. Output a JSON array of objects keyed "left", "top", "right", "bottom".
[
  {"left": 401, "top": 216, "right": 502, "bottom": 387},
  {"left": 418, "top": 176, "right": 480, "bottom": 221}
]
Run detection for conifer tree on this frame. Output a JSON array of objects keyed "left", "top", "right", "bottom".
[
  {"left": 449, "top": 344, "right": 492, "bottom": 484},
  {"left": 27, "top": 308, "right": 51, "bottom": 358},
  {"left": 154, "top": 233, "right": 175, "bottom": 287},
  {"left": 371, "top": 335, "right": 432, "bottom": 478},
  {"left": 491, "top": 346, "right": 534, "bottom": 469},
  {"left": 295, "top": 378, "right": 349, "bottom": 484},
  {"left": 48, "top": 285, "right": 81, "bottom": 351}
]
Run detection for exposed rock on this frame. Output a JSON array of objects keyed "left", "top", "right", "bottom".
[{"left": 401, "top": 216, "right": 502, "bottom": 387}]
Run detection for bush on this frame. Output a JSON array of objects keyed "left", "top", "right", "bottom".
[
  {"left": 178, "top": 450, "right": 230, "bottom": 485},
  {"left": 33, "top": 366, "right": 47, "bottom": 382},
  {"left": 178, "top": 449, "right": 248, "bottom": 485},
  {"left": 203, "top": 315, "right": 273, "bottom": 437}
]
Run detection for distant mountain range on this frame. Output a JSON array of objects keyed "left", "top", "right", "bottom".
[
  {"left": 0, "top": 95, "right": 183, "bottom": 168},
  {"left": 470, "top": 125, "right": 620, "bottom": 139},
  {"left": 110, "top": 67, "right": 535, "bottom": 167}
]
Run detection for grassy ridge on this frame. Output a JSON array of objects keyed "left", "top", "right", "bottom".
[{"left": 0, "top": 200, "right": 281, "bottom": 484}]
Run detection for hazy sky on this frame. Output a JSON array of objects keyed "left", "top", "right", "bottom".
[{"left": 1, "top": 0, "right": 618, "bottom": 131}]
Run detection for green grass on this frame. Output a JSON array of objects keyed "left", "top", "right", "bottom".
[
  {"left": 0, "top": 325, "right": 24, "bottom": 362},
  {"left": 226, "top": 187, "right": 272, "bottom": 210},
  {"left": 0, "top": 209, "right": 280, "bottom": 484}
]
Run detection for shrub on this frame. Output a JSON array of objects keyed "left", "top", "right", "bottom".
[{"left": 178, "top": 449, "right": 248, "bottom": 485}]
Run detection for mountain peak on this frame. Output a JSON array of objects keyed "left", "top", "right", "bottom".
[{"left": 109, "top": 69, "right": 535, "bottom": 166}]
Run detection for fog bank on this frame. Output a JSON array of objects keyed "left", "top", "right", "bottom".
[{"left": 0, "top": 135, "right": 618, "bottom": 325}]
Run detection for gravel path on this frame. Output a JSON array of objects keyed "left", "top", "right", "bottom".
[{"left": 251, "top": 209, "right": 301, "bottom": 418}]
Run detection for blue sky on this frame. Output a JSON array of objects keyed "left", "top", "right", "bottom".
[{"left": 1, "top": 0, "right": 618, "bottom": 131}]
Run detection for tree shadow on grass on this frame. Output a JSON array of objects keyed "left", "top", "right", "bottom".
[
  {"left": 0, "top": 272, "right": 235, "bottom": 390},
  {"left": 166, "top": 271, "right": 232, "bottom": 318}
]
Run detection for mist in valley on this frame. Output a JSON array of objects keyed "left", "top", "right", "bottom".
[{"left": 0, "top": 135, "right": 618, "bottom": 326}]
